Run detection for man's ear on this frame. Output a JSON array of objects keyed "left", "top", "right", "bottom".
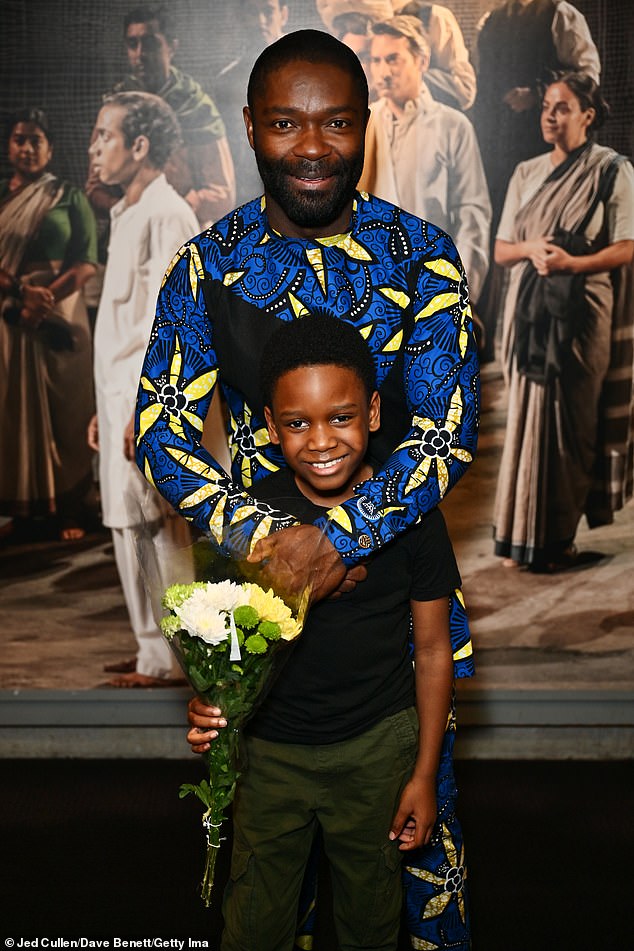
[
  {"left": 132, "top": 135, "right": 150, "bottom": 162},
  {"left": 263, "top": 405, "right": 280, "bottom": 444},
  {"left": 368, "top": 391, "right": 381, "bottom": 431},
  {"left": 243, "top": 106, "right": 255, "bottom": 151}
]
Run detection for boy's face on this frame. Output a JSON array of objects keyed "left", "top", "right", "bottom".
[{"left": 264, "top": 363, "right": 380, "bottom": 506}]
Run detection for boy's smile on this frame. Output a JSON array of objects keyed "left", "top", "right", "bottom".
[{"left": 264, "top": 363, "right": 380, "bottom": 507}]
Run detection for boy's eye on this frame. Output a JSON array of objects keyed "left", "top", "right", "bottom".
[
  {"left": 332, "top": 414, "right": 352, "bottom": 424},
  {"left": 287, "top": 419, "right": 307, "bottom": 430}
]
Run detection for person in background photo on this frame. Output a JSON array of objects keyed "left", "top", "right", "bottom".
[
  {"left": 471, "top": 0, "right": 601, "bottom": 358},
  {"left": 493, "top": 73, "right": 634, "bottom": 574},
  {"left": 87, "top": 91, "right": 198, "bottom": 687},
  {"left": 0, "top": 108, "right": 97, "bottom": 543},
  {"left": 86, "top": 3, "right": 235, "bottom": 230},
  {"left": 320, "top": 1, "right": 476, "bottom": 111},
  {"left": 359, "top": 15, "right": 491, "bottom": 310},
  {"left": 211, "top": 0, "right": 289, "bottom": 206}
]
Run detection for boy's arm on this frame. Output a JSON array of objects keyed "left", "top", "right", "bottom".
[{"left": 389, "top": 596, "right": 454, "bottom": 851}]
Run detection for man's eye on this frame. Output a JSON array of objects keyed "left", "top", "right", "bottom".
[
  {"left": 329, "top": 119, "right": 349, "bottom": 130},
  {"left": 273, "top": 119, "right": 293, "bottom": 130}
]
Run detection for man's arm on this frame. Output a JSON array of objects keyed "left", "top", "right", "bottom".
[
  {"left": 134, "top": 240, "right": 298, "bottom": 551},
  {"left": 317, "top": 230, "right": 480, "bottom": 566},
  {"left": 553, "top": 2, "right": 601, "bottom": 82}
]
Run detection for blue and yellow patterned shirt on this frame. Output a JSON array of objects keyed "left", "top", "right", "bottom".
[{"left": 135, "top": 191, "right": 479, "bottom": 568}]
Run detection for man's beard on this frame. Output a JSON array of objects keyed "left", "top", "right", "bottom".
[{"left": 255, "top": 152, "right": 364, "bottom": 230}]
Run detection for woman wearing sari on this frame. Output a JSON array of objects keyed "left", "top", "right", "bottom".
[
  {"left": 493, "top": 73, "right": 634, "bottom": 572},
  {"left": 0, "top": 108, "right": 97, "bottom": 540}
]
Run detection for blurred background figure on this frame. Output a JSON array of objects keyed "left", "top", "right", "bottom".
[
  {"left": 87, "top": 3, "right": 235, "bottom": 230},
  {"left": 471, "top": 0, "right": 601, "bottom": 358},
  {"left": 320, "top": 1, "right": 476, "bottom": 111},
  {"left": 394, "top": 1, "right": 476, "bottom": 110},
  {"left": 0, "top": 108, "right": 97, "bottom": 543},
  {"left": 212, "top": 0, "right": 289, "bottom": 205},
  {"left": 492, "top": 74, "right": 634, "bottom": 573},
  {"left": 359, "top": 15, "right": 490, "bottom": 307},
  {"left": 87, "top": 91, "right": 198, "bottom": 687}
]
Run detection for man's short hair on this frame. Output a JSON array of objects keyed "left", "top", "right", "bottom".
[
  {"left": 123, "top": 4, "right": 176, "bottom": 40},
  {"left": 260, "top": 313, "right": 377, "bottom": 407},
  {"left": 102, "top": 91, "right": 181, "bottom": 169},
  {"left": 247, "top": 29, "right": 369, "bottom": 113},
  {"left": 372, "top": 15, "right": 430, "bottom": 59}
]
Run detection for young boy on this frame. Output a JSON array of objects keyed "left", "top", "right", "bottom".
[{"left": 187, "top": 314, "right": 470, "bottom": 951}]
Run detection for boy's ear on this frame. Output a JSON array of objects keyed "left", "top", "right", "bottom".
[
  {"left": 368, "top": 391, "right": 381, "bottom": 432},
  {"left": 263, "top": 405, "right": 280, "bottom": 444}
]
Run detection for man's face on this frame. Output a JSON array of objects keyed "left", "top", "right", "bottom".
[
  {"left": 89, "top": 104, "right": 137, "bottom": 188},
  {"left": 244, "top": 60, "right": 367, "bottom": 238},
  {"left": 370, "top": 33, "right": 424, "bottom": 108},
  {"left": 8, "top": 122, "right": 52, "bottom": 180},
  {"left": 125, "top": 19, "right": 174, "bottom": 92},
  {"left": 264, "top": 364, "right": 380, "bottom": 508},
  {"left": 247, "top": 0, "right": 288, "bottom": 46}
]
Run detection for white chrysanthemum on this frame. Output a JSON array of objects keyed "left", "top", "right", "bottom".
[{"left": 175, "top": 587, "right": 233, "bottom": 645}]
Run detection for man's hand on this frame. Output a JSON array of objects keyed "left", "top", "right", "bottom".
[
  {"left": 186, "top": 696, "right": 227, "bottom": 754},
  {"left": 87, "top": 414, "right": 99, "bottom": 452},
  {"left": 247, "top": 523, "right": 348, "bottom": 604},
  {"left": 123, "top": 415, "right": 135, "bottom": 461}
]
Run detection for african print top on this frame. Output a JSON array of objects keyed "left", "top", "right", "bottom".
[{"left": 135, "top": 190, "right": 480, "bottom": 569}]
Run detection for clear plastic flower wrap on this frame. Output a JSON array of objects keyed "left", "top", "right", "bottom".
[{"left": 131, "top": 483, "right": 323, "bottom": 906}]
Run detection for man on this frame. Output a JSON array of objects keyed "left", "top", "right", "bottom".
[
  {"left": 135, "top": 28, "right": 476, "bottom": 945},
  {"left": 211, "top": 0, "right": 289, "bottom": 205},
  {"left": 87, "top": 4, "right": 235, "bottom": 229},
  {"left": 320, "top": 1, "right": 476, "bottom": 111},
  {"left": 135, "top": 27, "right": 477, "bottom": 645},
  {"left": 395, "top": 1, "right": 476, "bottom": 110},
  {"left": 359, "top": 15, "right": 491, "bottom": 305},
  {"left": 88, "top": 91, "right": 198, "bottom": 687}
]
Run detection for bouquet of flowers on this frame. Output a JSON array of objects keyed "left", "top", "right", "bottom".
[{"left": 160, "top": 560, "right": 309, "bottom": 906}]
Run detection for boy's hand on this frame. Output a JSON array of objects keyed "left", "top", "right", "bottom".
[
  {"left": 186, "top": 696, "right": 227, "bottom": 754},
  {"left": 389, "top": 775, "right": 437, "bottom": 851}
]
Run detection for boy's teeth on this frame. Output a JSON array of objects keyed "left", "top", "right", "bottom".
[{"left": 313, "top": 458, "right": 339, "bottom": 469}]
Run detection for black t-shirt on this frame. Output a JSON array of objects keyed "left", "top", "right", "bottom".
[{"left": 248, "top": 468, "right": 461, "bottom": 744}]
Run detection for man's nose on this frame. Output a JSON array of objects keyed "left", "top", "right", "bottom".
[{"left": 294, "top": 124, "right": 330, "bottom": 160}]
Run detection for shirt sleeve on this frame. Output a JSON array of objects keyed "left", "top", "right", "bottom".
[
  {"left": 67, "top": 186, "right": 98, "bottom": 267},
  {"left": 446, "top": 117, "right": 492, "bottom": 302},
  {"left": 552, "top": 3, "right": 601, "bottom": 82},
  {"left": 317, "top": 229, "right": 480, "bottom": 565},
  {"left": 606, "top": 160, "right": 634, "bottom": 243},
  {"left": 134, "top": 239, "right": 298, "bottom": 552}
]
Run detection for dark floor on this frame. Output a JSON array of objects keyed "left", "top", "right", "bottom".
[{"left": 0, "top": 759, "right": 630, "bottom": 949}]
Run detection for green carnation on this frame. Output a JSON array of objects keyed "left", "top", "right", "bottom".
[
  {"left": 244, "top": 633, "right": 268, "bottom": 654},
  {"left": 258, "top": 620, "right": 281, "bottom": 641},
  {"left": 233, "top": 604, "right": 259, "bottom": 629}
]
